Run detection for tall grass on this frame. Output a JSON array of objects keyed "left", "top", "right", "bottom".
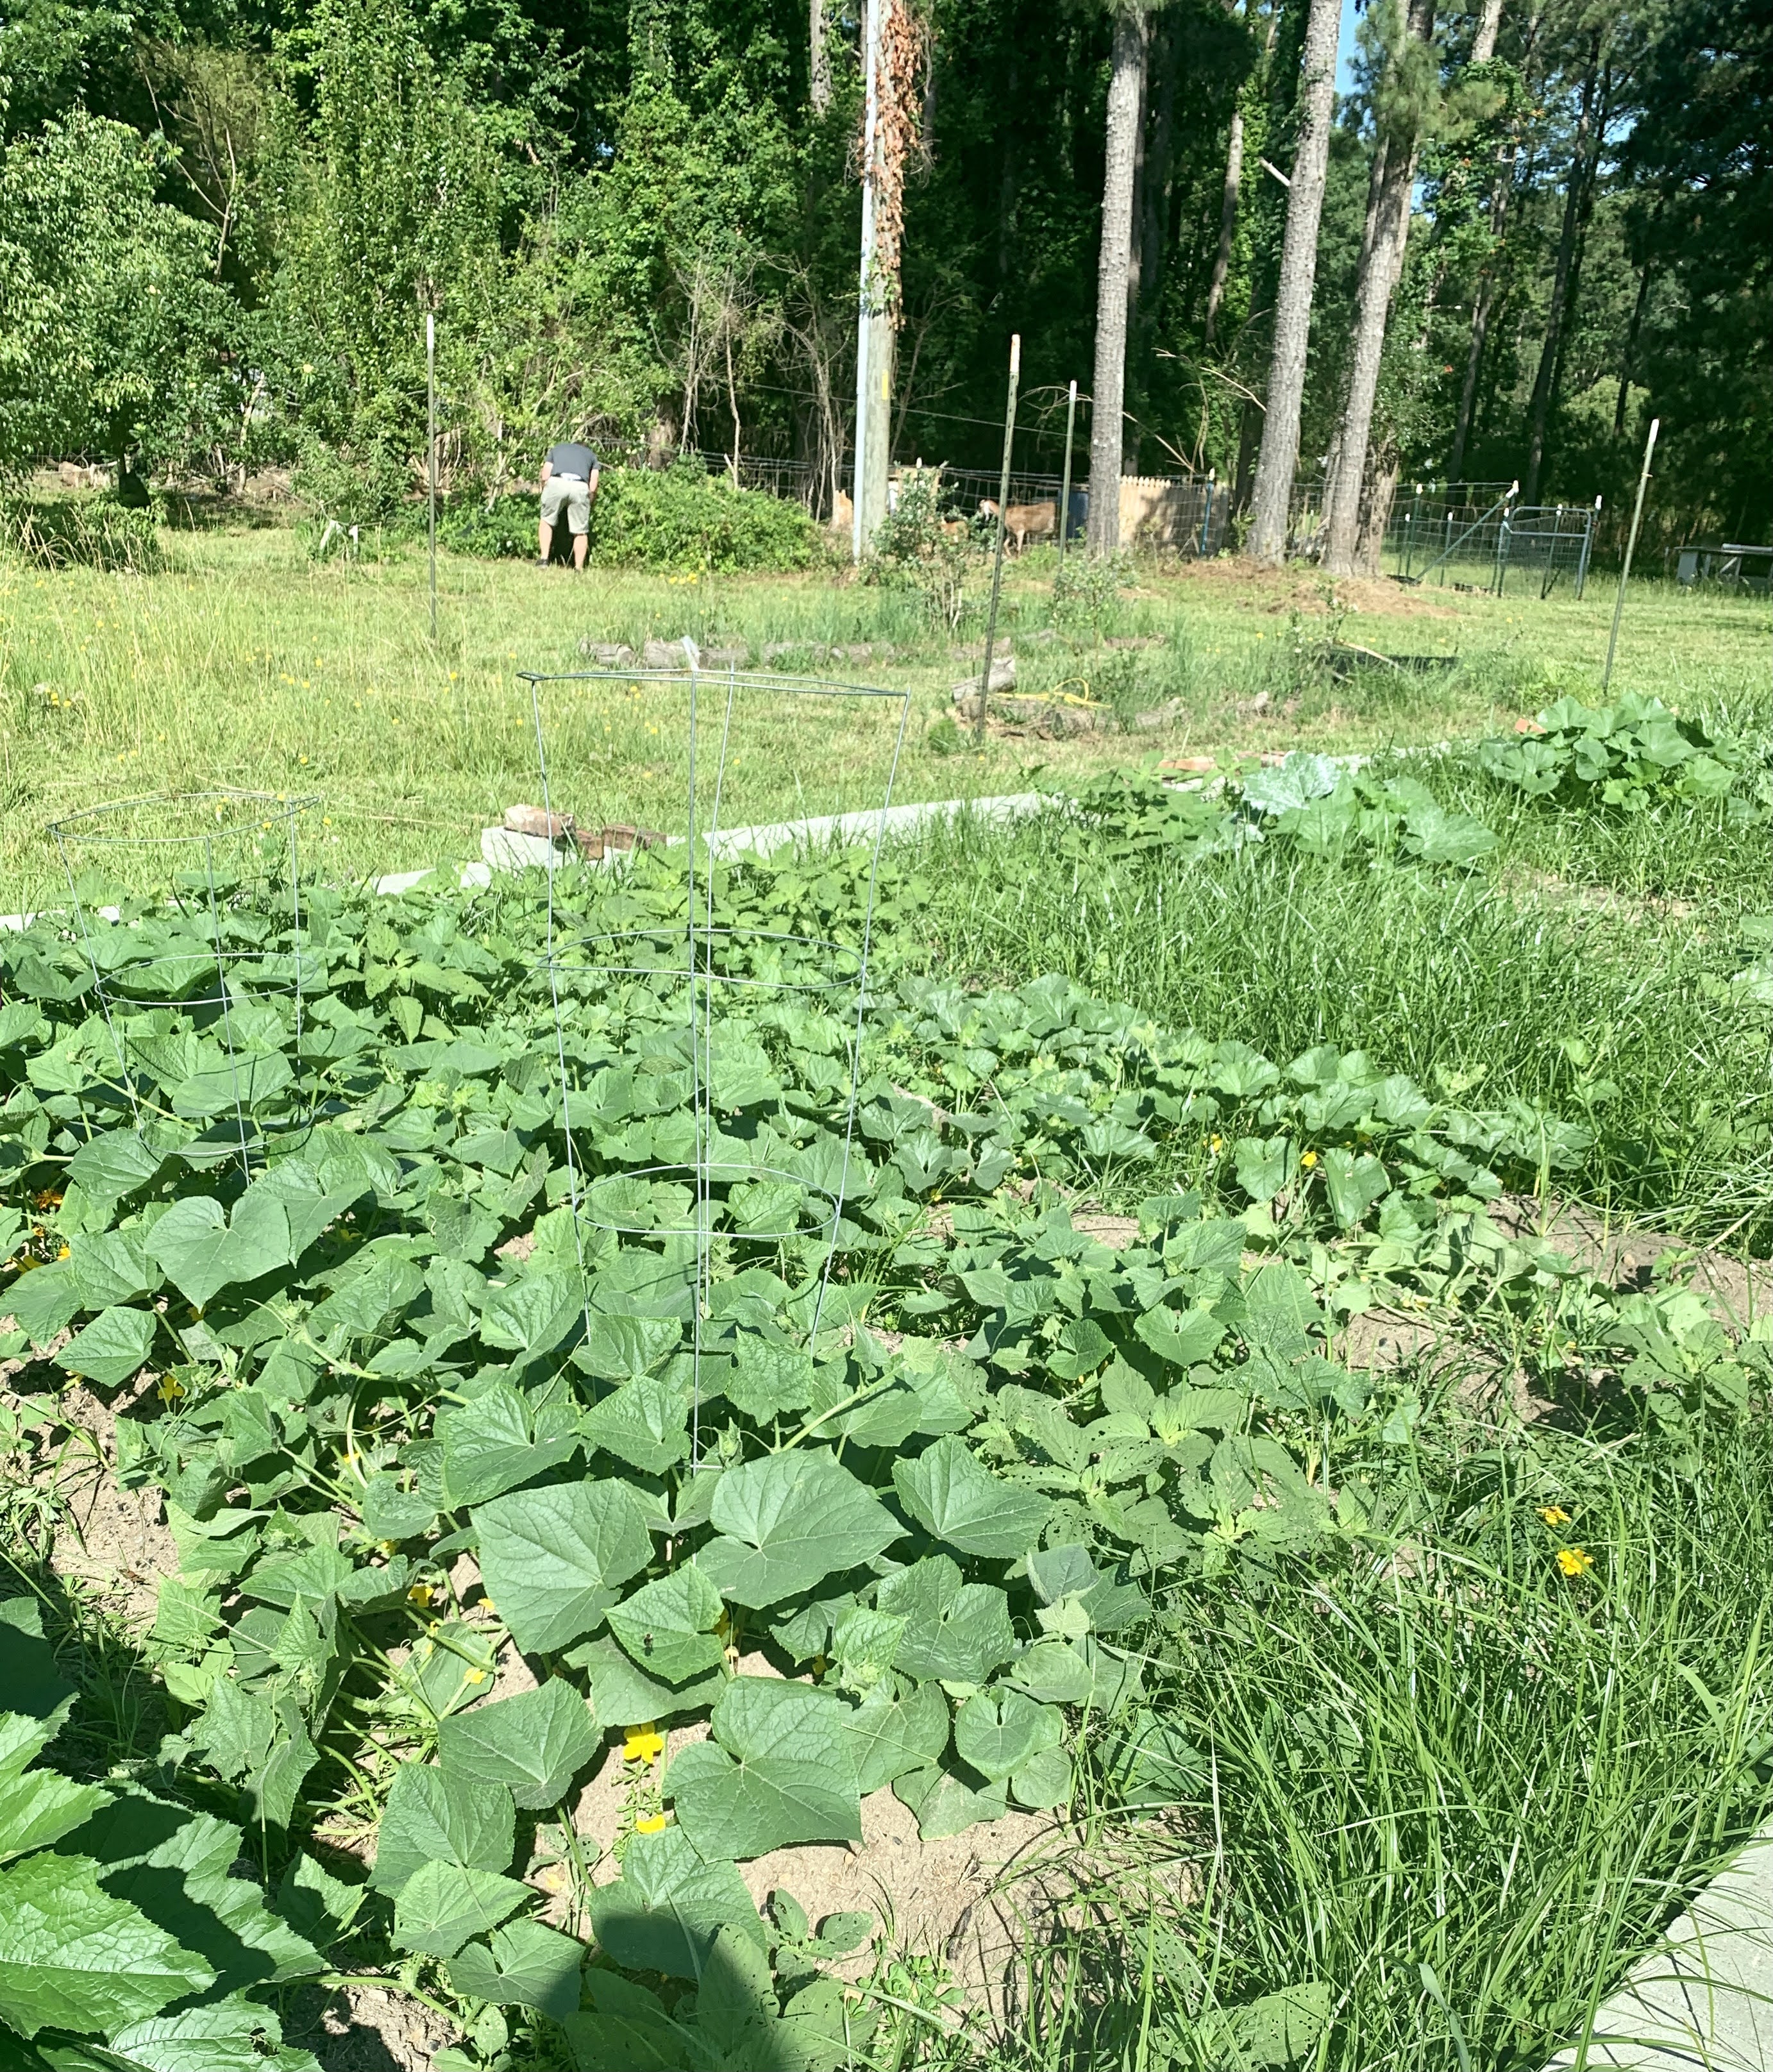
[
  {"left": 902, "top": 810, "right": 1772, "bottom": 1234},
  {"left": 984, "top": 1410, "right": 1773, "bottom": 2071}
]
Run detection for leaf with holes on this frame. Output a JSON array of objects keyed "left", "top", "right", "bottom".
[{"left": 892, "top": 1437, "right": 1053, "bottom": 1560}]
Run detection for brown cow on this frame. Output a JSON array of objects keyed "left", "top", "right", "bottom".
[{"left": 979, "top": 497, "right": 1058, "bottom": 551}]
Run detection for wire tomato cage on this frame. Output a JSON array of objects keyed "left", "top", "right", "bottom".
[
  {"left": 519, "top": 644, "right": 911, "bottom": 1467},
  {"left": 47, "top": 789, "right": 317, "bottom": 1183}
]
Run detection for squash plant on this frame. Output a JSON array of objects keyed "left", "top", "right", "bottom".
[{"left": 0, "top": 838, "right": 1658, "bottom": 2055}]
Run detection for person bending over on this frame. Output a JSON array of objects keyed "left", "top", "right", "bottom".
[{"left": 538, "top": 437, "right": 600, "bottom": 568}]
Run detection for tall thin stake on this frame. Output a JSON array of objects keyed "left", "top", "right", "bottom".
[
  {"left": 1057, "top": 378, "right": 1078, "bottom": 561},
  {"left": 1602, "top": 416, "right": 1658, "bottom": 692},
  {"left": 975, "top": 333, "right": 1021, "bottom": 745},
  {"left": 851, "top": 0, "right": 882, "bottom": 564},
  {"left": 426, "top": 314, "right": 438, "bottom": 641}
]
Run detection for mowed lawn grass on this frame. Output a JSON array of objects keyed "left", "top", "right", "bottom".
[{"left": 0, "top": 519, "right": 1764, "bottom": 897}]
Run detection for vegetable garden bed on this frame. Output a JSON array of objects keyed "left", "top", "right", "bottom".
[{"left": 4, "top": 690, "right": 1773, "bottom": 2072}]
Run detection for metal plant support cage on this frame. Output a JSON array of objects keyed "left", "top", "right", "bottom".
[
  {"left": 48, "top": 789, "right": 315, "bottom": 1180},
  {"left": 521, "top": 649, "right": 912, "bottom": 1467}
]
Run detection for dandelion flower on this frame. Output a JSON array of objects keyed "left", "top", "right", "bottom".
[
  {"left": 634, "top": 1812, "right": 668, "bottom": 1835},
  {"left": 1556, "top": 1547, "right": 1594, "bottom": 1579},
  {"left": 1538, "top": 1505, "right": 1571, "bottom": 1526},
  {"left": 624, "top": 1724, "right": 666, "bottom": 1767}
]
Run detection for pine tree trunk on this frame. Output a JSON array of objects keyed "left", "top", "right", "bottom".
[
  {"left": 1245, "top": 0, "right": 1341, "bottom": 566},
  {"left": 1322, "top": 0, "right": 1433, "bottom": 577},
  {"left": 1204, "top": 106, "right": 1245, "bottom": 344},
  {"left": 810, "top": 0, "right": 831, "bottom": 111},
  {"left": 1523, "top": 41, "right": 1598, "bottom": 502},
  {"left": 1472, "top": 0, "right": 1503, "bottom": 63},
  {"left": 1086, "top": 6, "right": 1147, "bottom": 557}
]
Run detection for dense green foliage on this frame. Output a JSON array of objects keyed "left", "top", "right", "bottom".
[
  {"left": 439, "top": 469, "right": 825, "bottom": 571},
  {"left": 5, "top": 736, "right": 1773, "bottom": 2064},
  {"left": 0, "top": 0, "right": 1760, "bottom": 544}
]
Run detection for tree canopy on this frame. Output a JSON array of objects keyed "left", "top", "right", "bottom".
[{"left": 0, "top": 0, "right": 1760, "bottom": 542}]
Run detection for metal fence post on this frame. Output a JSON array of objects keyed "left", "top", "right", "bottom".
[
  {"left": 426, "top": 314, "right": 438, "bottom": 641},
  {"left": 976, "top": 333, "right": 1021, "bottom": 745},
  {"left": 1198, "top": 469, "right": 1216, "bottom": 559},
  {"left": 1603, "top": 417, "right": 1658, "bottom": 692},
  {"left": 1057, "top": 378, "right": 1077, "bottom": 561},
  {"left": 1574, "top": 496, "right": 1599, "bottom": 600}
]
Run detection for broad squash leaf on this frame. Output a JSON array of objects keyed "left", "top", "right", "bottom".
[
  {"left": 437, "top": 1679, "right": 599, "bottom": 1810},
  {"left": 392, "top": 1860, "right": 529, "bottom": 1959},
  {"left": 473, "top": 1479, "right": 653, "bottom": 1655},
  {"left": 448, "top": 1917, "right": 584, "bottom": 2019},
  {"left": 892, "top": 1437, "right": 1053, "bottom": 1560},
  {"left": 698, "top": 1449, "right": 902, "bottom": 1608},
  {"left": 668, "top": 1678, "right": 860, "bottom": 1859},
  {"left": 607, "top": 1566, "right": 726, "bottom": 1685}
]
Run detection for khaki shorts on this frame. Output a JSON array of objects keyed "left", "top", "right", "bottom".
[{"left": 541, "top": 474, "right": 592, "bottom": 534}]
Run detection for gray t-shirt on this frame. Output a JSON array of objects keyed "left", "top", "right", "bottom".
[{"left": 545, "top": 442, "right": 598, "bottom": 481}]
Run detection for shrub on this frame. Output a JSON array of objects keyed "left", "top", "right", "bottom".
[
  {"left": 865, "top": 464, "right": 980, "bottom": 629},
  {"left": 441, "top": 462, "right": 824, "bottom": 573},
  {"left": 1, "top": 493, "right": 165, "bottom": 572}
]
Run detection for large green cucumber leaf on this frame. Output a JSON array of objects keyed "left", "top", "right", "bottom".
[
  {"left": 146, "top": 1191, "right": 292, "bottom": 1310},
  {"left": 697, "top": 1449, "right": 902, "bottom": 1609},
  {"left": 169, "top": 1049, "right": 294, "bottom": 1120},
  {"left": 584, "top": 1824, "right": 763, "bottom": 1978},
  {"left": 67, "top": 1127, "right": 167, "bottom": 1204},
  {"left": 392, "top": 1860, "right": 530, "bottom": 1959},
  {"left": 68, "top": 1228, "right": 160, "bottom": 1309},
  {"left": 437, "top": 1383, "right": 579, "bottom": 1507},
  {"left": 370, "top": 1763, "right": 515, "bottom": 1896},
  {"left": 668, "top": 1678, "right": 860, "bottom": 1860},
  {"left": 54, "top": 1304, "right": 157, "bottom": 1388},
  {"left": 891, "top": 1762, "right": 1007, "bottom": 1841},
  {"left": 954, "top": 1689, "right": 1063, "bottom": 1784},
  {"left": 719, "top": 1336, "right": 816, "bottom": 1423},
  {"left": 254, "top": 1156, "right": 371, "bottom": 1259},
  {"left": 104, "top": 1996, "right": 321, "bottom": 2072},
  {"left": 1133, "top": 1302, "right": 1228, "bottom": 1368},
  {"left": 892, "top": 1437, "right": 1054, "bottom": 1559},
  {"left": 579, "top": 1373, "right": 690, "bottom": 1476},
  {"left": 69, "top": 1790, "right": 324, "bottom": 1996},
  {"left": 577, "top": 1312, "right": 680, "bottom": 1383},
  {"left": 0, "top": 1601, "right": 74, "bottom": 1721},
  {"left": 876, "top": 1558, "right": 1015, "bottom": 1686},
  {"left": 448, "top": 1917, "right": 584, "bottom": 2019},
  {"left": 838, "top": 1680, "right": 951, "bottom": 1794},
  {"left": 436, "top": 1678, "right": 599, "bottom": 1810},
  {"left": 0, "top": 1851, "right": 215, "bottom": 2038},
  {"left": 479, "top": 1272, "right": 585, "bottom": 1360},
  {"left": 0, "top": 1710, "right": 108, "bottom": 1863},
  {"left": 607, "top": 1566, "right": 726, "bottom": 1685},
  {"left": 473, "top": 1479, "right": 653, "bottom": 1655},
  {"left": 564, "top": 1634, "right": 724, "bottom": 1728}
]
